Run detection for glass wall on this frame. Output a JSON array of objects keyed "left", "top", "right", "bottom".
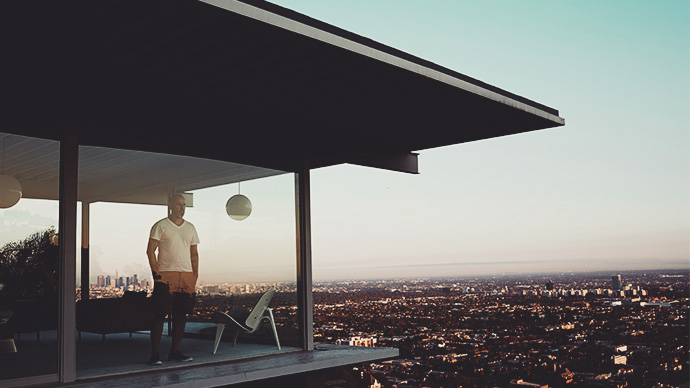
[
  {"left": 0, "top": 133, "right": 60, "bottom": 381},
  {"left": 75, "top": 145, "right": 298, "bottom": 378}
]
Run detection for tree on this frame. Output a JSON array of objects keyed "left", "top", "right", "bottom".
[{"left": 0, "top": 228, "right": 59, "bottom": 300}]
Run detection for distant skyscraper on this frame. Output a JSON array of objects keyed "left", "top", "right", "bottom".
[
  {"left": 97, "top": 275, "right": 105, "bottom": 287},
  {"left": 546, "top": 280, "right": 554, "bottom": 291},
  {"left": 611, "top": 275, "right": 621, "bottom": 291},
  {"left": 105, "top": 275, "right": 111, "bottom": 287},
  {"left": 132, "top": 274, "right": 139, "bottom": 286}
]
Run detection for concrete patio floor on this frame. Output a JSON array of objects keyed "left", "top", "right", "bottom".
[{"left": 3, "top": 328, "right": 398, "bottom": 387}]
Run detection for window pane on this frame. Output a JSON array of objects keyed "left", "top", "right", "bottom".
[
  {"left": 76, "top": 146, "right": 298, "bottom": 378},
  {"left": 0, "top": 133, "right": 59, "bottom": 381}
]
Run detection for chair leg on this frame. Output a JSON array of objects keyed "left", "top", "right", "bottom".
[
  {"left": 267, "top": 308, "right": 281, "bottom": 350},
  {"left": 212, "top": 323, "right": 225, "bottom": 355},
  {"left": 233, "top": 331, "right": 238, "bottom": 347}
]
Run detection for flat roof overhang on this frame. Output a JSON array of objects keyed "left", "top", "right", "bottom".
[{"left": 1, "top": 0, "right": 564, "bottom": 176}]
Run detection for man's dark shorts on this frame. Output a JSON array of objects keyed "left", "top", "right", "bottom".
[{"left": 152, "top": 281, "right": 196, "bottom": 317}]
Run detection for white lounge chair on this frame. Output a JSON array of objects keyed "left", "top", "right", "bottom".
[{"left": 210, "top": 289, "right": 281, "bottom": 354}]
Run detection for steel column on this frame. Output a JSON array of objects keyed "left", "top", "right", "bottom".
[
  {"left": 295, "top": 166, "right": 313, "bottom": 351},
  {"left": 80, "top": 202, "right": 89, "bottom": 300},
  {"left": 58, "top": 129, "right": 78, "bottom": 382}
]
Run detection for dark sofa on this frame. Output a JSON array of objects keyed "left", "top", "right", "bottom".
[
  {"left": 0, "top": 295, "right": 58, "bottom": 341},
  {"left": 76, "top": 292, "right": 153, "bottom": 342}
]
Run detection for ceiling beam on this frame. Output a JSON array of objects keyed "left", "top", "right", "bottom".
[{"left": 312, "top": 152, "right": 419, "bottom": 174}]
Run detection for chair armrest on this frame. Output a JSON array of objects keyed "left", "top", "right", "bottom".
[{"left": 211, "top": 311, "right": 251, "bottom": 332}]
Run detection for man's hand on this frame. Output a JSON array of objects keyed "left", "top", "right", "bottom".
[{"left": 147, "top": 238, "right": 161, "bottom": 281}]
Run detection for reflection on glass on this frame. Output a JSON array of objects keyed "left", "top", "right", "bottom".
[
  {"left": 76, "top": 146, "right": 298, "bottom": 378},
  {"left": 0, "top": 133, "right": 59, "bottom": 381}
]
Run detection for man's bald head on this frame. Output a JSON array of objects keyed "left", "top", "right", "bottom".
[
  {"left": 168, "top": 194, "right": 186, "bottom": 220},
  {"left": 168, "top": 194, "right": 186, "bottom": 206}
]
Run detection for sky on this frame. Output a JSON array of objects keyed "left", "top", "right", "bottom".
[
  {"left": 268, "top": 0, "right": 689, "bottom": 280},
  {"left": 1, "top": 1, "right": 688, "bottom": 283}
]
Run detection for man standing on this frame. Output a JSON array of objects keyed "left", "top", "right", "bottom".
[{"left": 147, "top": 194, "right": 199, "bottom": 365}]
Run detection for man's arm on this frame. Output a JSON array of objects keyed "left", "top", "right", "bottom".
[
  {"left": 190, "top": 244, "right": 199, "bottom": 278},
  {"left": 147, "top": 238, "right": 161, "bottom": 279}
]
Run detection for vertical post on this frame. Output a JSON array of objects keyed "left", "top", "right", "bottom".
[
  {"left": 295, "top": 165, "right": 313, "bottom": 351},
  {"left": 166, "top": 188, "right": 172, "bottom": 336},
  {"left": 80, "top": 202, "right": 89, "bottom": 300},
  {"left": 58, "top": 129, "right": 78, "bottom": 382}
]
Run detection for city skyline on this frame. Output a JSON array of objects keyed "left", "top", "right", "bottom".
[
  {"left": 308, "top": 270, "right": 688, "bottom": 387},
  {"left": 80, "top": 268, "right": 687, "bottom": 288}
]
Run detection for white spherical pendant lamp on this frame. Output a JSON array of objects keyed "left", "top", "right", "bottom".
[
  {"left": 0, "top": 174, "right": 22, "bottom": 209},
  {"left": 226, "top": 194, "right": 252, "bottom": 221}
]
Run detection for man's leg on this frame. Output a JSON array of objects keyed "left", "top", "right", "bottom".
[
  {"left": 170, "top": 313, "right": 186, "bottom": 353},
  {"left": 150, "top": 315, "right": 165, "bottom": 353},
  {"left": 150, "top": 282, "right": 172, "bottom": 365},
  {"left": 168, "top": 292, "right": 195, "bottom": 362}
]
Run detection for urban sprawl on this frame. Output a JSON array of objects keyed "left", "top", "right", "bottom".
[{"left": 80, "top": 270, "right": 689, "bottom": 388}]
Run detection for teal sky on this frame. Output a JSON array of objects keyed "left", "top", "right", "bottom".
[{"left": 268, "top": 0, "right": 690, "bottom": 279}]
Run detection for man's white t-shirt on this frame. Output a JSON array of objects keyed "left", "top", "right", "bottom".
[{"left": 149, "top": 218, "right": 200, "bottom": 272}]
